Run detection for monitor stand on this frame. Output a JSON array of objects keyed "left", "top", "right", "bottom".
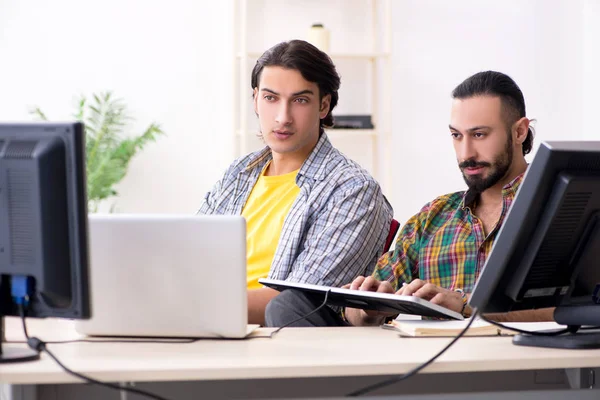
[
  {"left": 0, "top": 314, "right": 40, "bottom": 363},
  {"left": 513, "top": 330, "right": 600, "bottom": 349},
  {"left": 513, "top": 303, "right": 600, "bottom": 349}
]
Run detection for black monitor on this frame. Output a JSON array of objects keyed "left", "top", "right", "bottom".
[
  {"left": 469, "top": 141, "right": 600, "bottom": 349},
  {"left": 0, "top": 122, "right": 90, "bottom": 362}
]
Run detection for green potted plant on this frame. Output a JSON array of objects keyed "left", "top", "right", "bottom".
[{"left": 31, "top": 92, "right": 164, "bottom": 212}]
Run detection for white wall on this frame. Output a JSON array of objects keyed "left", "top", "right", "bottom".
[
  {"left": 0, "top": 0, "right": 234, "bottom": 213},
  {"left": 237, "top": 0, "right": 385, "bottom": 183},
  {"left": 583, "top": 0, "right": 600, "bottom": 141},
  {"left": 390, "top": 0, "right": 587, "bottom": 224},
  {"left": 1, "top": 0, "right": 597, "bottom": 221}
]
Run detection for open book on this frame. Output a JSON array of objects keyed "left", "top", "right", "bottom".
[{"left": 383, "top": 318, "right": 566, "bottom": 337}]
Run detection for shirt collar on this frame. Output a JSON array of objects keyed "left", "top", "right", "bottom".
[
  {"left": 461, "top": 170, "right": 527, "bottom": 210},
  {"left": 241, "top": 132, "right": 334, "bottom": 182}
]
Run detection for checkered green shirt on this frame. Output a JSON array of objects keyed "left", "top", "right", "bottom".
[{"left": 373, "top": 173, "right": 524, "bottom": 293}]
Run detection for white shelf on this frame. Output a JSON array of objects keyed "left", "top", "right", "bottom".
[
  {"left": 326, "top": 129, "right": 378, "bottom": 137},
  {"left": 236, "top": 129, "right": 377, "bottom": 137},
  {"left": 234, "top": 0, "right": 393, "bottom": 196},
  {"left": 237, "top": 52, "right": 391, "bottom": 60}
]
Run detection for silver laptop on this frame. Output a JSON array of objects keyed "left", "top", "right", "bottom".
[{"left": 75, "top": 214, "right": 256, "bottom": 338}]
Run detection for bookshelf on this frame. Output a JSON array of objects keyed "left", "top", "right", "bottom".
[{"left": 233, "top": 0, "right": 392, "bottom": 195}]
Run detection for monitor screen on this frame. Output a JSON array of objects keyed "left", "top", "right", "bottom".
[
  {"left": 0, "top": 122, "right": 90, "bottom": 320},
  {"left": 469, "top": 141, "right": 600, "bottom": 348}
]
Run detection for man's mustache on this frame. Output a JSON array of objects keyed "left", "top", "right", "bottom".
[{"left": 459, "top": 160, "right": 491, "bottom": 169}]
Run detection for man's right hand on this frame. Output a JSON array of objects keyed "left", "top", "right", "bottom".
[{"left": 343, "top": 276, "right": 399, "bottom": 326}]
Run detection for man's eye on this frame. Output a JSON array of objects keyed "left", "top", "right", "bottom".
[
  {"left": 295, "top": 98, "right": 308, "bottom": 104},
  {"left": 474, "top": 132, "right": 485, "bottom": 138},
  {"left": 264, "top": 95, "right": 275, "bottom": 101},
  {"left": 450, "top": 132, "right": 461, "bottom": 139}
]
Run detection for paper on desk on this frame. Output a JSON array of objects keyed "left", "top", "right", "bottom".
[
  {"left": 500, "top": 321, "right": 567, "bottom": 332},
  {"left": 383, "top": 318, "right": 567, "bottom": 337}
]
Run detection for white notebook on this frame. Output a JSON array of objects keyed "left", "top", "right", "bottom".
[{"left": 383, "top": 318, "right": 567, "bottom": 337}]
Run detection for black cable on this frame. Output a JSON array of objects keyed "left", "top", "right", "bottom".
[
  {"left": 18, "top": 303, "right": 29, "bottom": 340},
  {"left": 35, "top": 341, "right": 171, "bottom": 400},
  {"left": 11, "top": 291, "right": 331, "bottom": 400},
  {"left": 347, "top": 314, "right": 593, "bottom": 397},
  {"left": 7, "top": 335, "right": 275, "bottom": 345},
  {"left": 7, "top": 338, "right": 199, "bottom": 345},
  {"left": 268, "top": 289, "right": 331, "bottom": 338},
  {"left": 17, "top": 306, "right": 173, "bottom": 400},
  {"left": 479, "top": 314, "right": 574, "bottom": 336},
  {"left": 6, "top": 329, "right": 278, "bottom": 346},
  {"left": 11, "top": 291, "right": 332, "bottom": 345},
  {"left": 204, "top": 293, "right": 332, "bottom": 340},
  {"left": 209, "top": 293, "right": 332, "bottom": 341},
  {"left": 346, "top": 308, "right": 480, "bottom": 397}
]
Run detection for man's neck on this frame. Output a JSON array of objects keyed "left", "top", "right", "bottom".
[
  {"left": 266, "top": 154, "right": 305, "bottom": 176},
  {"left": 478, "top": 158, "right": 528, "bottom": 208},
  {"left": 266, "top": 134, "right": 320, "bottom": 176}
]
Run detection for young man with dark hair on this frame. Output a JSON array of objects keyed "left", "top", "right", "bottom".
[
  {"left": 198, "top": 40, "right": 393, "bottom": 325},
  {"left": 266, "top": 70, "right": 553, "bottom": 327}
]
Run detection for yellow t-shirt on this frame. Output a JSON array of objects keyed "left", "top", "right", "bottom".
[{"left": 242, "top": 163, "right": 300, "bottom": 289}]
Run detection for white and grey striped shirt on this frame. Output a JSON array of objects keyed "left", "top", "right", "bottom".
[{"left": 198, "top": 133, "right": 393, "bottom": 287}]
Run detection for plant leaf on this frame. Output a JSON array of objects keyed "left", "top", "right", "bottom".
[
  {"left": 31, "top": 92, "right": 164, "bottom": 211},
  {"left": 29, "top": 107, "right": 49, "bottom": 121}
]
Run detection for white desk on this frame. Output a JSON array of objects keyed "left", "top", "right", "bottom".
[{"left": 1, "top": 317, "right": 599, "bottom": 399}]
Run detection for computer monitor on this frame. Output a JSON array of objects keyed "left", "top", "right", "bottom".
[
  {"left": 469, "top": 141, "right": 600, "bottom": 349},
  {"left": 0, "top": 122, "right": 90, "bottom": 362}
]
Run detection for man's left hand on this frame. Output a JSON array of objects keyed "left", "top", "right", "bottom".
[{"left": 398, "top": 279, "right": 464, "bottom": 314}]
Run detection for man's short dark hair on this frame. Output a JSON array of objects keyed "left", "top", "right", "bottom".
[
  {"left": 251, "top": 40, "right": 341, "bottom": 131},
  {"left": 452, "top": 71, "right": 534, "bottom": 155}
]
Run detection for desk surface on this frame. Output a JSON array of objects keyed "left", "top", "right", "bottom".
[{"left": 1, "top": 317, "right": 600, "bottom": 385}]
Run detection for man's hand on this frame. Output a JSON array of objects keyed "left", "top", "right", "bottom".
[
  {"left": 343, "top": 276, "right": 399, "bottom": 326},
  {"left": 343, "top": 277, "right": 466, "bottom": 326},
  {"left": 398, "top": 279, "right": 464, "bottom": 314}
]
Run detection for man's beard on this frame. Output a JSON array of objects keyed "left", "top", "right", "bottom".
[{"left": 459, "top": 135, "right": 513, "bottom": 194}]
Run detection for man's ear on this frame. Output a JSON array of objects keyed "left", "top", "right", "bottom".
[
  {"left": 319, "top": 94, "right": 331, "bottom": 119},
  {"left": 253, "top": 87, "right": 259, "bottom": 114},
  {"left": 513, "top": 117, "right": 530, "bottom": 146}
]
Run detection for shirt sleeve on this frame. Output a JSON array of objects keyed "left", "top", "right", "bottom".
[
  {"left": 372, "top": 203, "right": 431, "bottom": 291},
  {"left": 196, "top": 177, "right": 222, "bottom": 215},
  {"left": 198, "top": 161, "right": 239, "bottom": 215},
  {"left": 282, "top": 178, "right": 393, "bottom": 288}
]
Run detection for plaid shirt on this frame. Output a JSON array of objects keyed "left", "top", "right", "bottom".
[
  {"left": 198, "top": 133, "right": 393, "bottom": 287},
  {"left": 373, "top": 173, "right": 524, "bottom": 293}
]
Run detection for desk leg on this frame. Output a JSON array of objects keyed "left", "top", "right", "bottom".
[
  {"left": 0, "top": 385, "right": 37, "bottom": 400},
  {"left": 566, "top": 368, "right": 598, "bottom": 389}
]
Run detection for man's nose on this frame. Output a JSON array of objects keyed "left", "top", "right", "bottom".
[
  {"left": 458, "top": 138, "right": 476, "bottom": 163},
  {"left": 275, "top": 103, "right": 292, "bottom": 125}
]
